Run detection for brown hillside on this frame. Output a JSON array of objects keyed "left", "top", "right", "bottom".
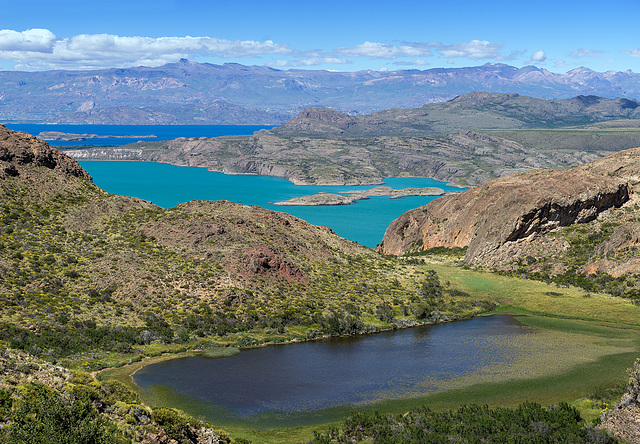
[{"left": 379, "top": 148, "right": 640, "bottom": 271}]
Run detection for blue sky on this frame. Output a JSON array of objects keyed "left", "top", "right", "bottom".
[{"left": 1, "top": 0, "right": 639, "bottom": 73}]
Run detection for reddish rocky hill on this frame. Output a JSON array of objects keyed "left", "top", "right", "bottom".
[{"left": 379, "top": 147, "right": 640, "bottom": 279}]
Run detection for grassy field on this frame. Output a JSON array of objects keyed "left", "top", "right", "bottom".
[
  {"left": 102, "top": 260, "right": 640, "bottom": 443},
  {"left": 425, "top": 261, "right": 640, "bottom": 326}
]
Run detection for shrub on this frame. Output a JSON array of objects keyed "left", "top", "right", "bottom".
[
  {"left": 151, "top": 407, "right": 200, "bottom": 443},
  {"left": 7, "top": 382, "right": 124, "bottom": 444}
]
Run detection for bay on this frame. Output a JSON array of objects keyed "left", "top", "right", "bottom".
[{"left": 78, "top": 160, "right": 461, "bottom": 247}]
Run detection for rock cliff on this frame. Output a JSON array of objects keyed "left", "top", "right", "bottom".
[{"left": 379, "top": 150, "right": 636, "bottom": 267}]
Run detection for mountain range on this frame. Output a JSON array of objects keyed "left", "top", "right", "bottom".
[{"left": 2, "top": 60, "right": 640, "bottom": 124}]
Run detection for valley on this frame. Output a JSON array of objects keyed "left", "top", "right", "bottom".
[{"left": 3, "top": 90, "right": 640, "bottom": 443}]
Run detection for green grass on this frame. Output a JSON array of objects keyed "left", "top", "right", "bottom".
[{"left": 425, "top": 261, "right": 640, "bottom": 326}]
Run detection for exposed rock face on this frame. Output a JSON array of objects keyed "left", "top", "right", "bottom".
[
  {"left": 241, "top": 243, "right": 307, "bottom": 283},
  {"left": 0, "top": 124, "right": 92, "bottom": 181},
  {"left": 380, "top": 163, "right": 631, "bottom": 265}
]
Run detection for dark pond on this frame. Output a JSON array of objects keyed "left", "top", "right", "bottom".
[{"left": 133, "top": 315, "right": 534, "bottom": 424}]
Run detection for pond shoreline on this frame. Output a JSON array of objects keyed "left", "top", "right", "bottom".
[{"left": 97, "top": 311, "right": 485, "bottom": 387}]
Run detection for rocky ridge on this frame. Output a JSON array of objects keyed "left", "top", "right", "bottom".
[
  {"left": 379, "top": 146, "right": 640, "bottom": 278},
  {"left": 0, "top": 125, "right": 91, "bottom": 182}
]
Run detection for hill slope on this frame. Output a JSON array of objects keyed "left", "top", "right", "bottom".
[{"left": 0, "top": 125, "right": 493, "bottom": 365}]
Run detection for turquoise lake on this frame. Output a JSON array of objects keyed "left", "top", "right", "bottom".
[
  {"left": 78, "top": 161, "right": 460, "bottom": 247},
  {"left": 3, "top": 123, "right": 462, "bottom": 247}
]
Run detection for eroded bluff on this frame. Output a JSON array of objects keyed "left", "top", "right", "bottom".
[
  {"left": 0, "top": 124, "right": 91, "bottom": 181},
  {"left": 379, "top": 159, "right": 632, "bottom": 266}
]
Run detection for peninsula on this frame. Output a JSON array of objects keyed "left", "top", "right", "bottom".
[{"left": 62, "top": 93, "right": 640, "bottom": 187}]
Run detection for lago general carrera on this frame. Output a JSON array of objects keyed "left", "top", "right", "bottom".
[{"left": 2, "top": 121, "right": 640, "bottom": 443}]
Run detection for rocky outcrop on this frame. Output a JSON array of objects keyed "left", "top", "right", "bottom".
[
  {"left": 600, "top": 359, "right": 640, "bottom": 443},
  {"left": 380, "top": 160, "right": 631, "bottom": 265},
  {"left": 0, "top": 124, "right": 92, "bottom": 181},
  {"left": 241, "top": 243, "right": 307, "bottom": 283},
  {"left": 279, "top": 108, "right": 358, "bottom": 135}
]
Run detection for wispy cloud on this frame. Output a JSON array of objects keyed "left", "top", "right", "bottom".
[
  {"left": 337, "top": 39, "right": 504, "bottom": 63},
  {"left": 568, "top": 48, "right": 604, "bottom": 58},
  {"left": 337, "top": 41, "right": 433, "bottom": 59},
  {"left": 270, "top": 56, "right": 350, "bottom": 67},
  {"left": 392, "top": 59, "right": 430, "bottom": 67},
  {"left": 436, "top": 40, "right": 503, "bottom": 60},
  {"left": 622, "top": 49, "right": 640, "bottom": 57},
  {"left": 0, "top": 28, "right": 292, "bottom": 70}
]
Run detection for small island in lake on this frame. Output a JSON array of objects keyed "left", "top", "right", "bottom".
[
  {"left": 273, "top": 186, "right": 446, "bottom": 206},
  {"left": 37, "top": 131, "right": 157, "bottom": 141}
]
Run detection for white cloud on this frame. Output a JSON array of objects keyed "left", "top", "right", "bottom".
[
  {"left": 622, "top": 49, "right": 640, "bottom": 57},
  {"left": 337, "top": 41, "right": 433, "bottom": 59},
  {"left": 269, "top": 56, "right": 349, "bottom": 68},
  {"left": 0, "top": 29, "right": 57, "bottom": 52},
  {"left": 569, "top": 48, "right": 604, "bottom": 58},
  {"left": 393, "top": 59, "right": 430, "bottom": 67},
  {"left": 337, "top": 39, "right": 503, "bottom": 62},
  {"left": 554, "top": 59, "right": 566, "bottom": 68},
  {"left": 531, "top": 50, "right": 546, "bottom": 62},
  {"left": 0, "top": 29, "right": 292, "bottom": 70},
  {"left": 437, "top": 40, "right": 503, "bottom": 60},
  {"left": 322, "top": 57, "right": 349, "bottom": 65}
]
